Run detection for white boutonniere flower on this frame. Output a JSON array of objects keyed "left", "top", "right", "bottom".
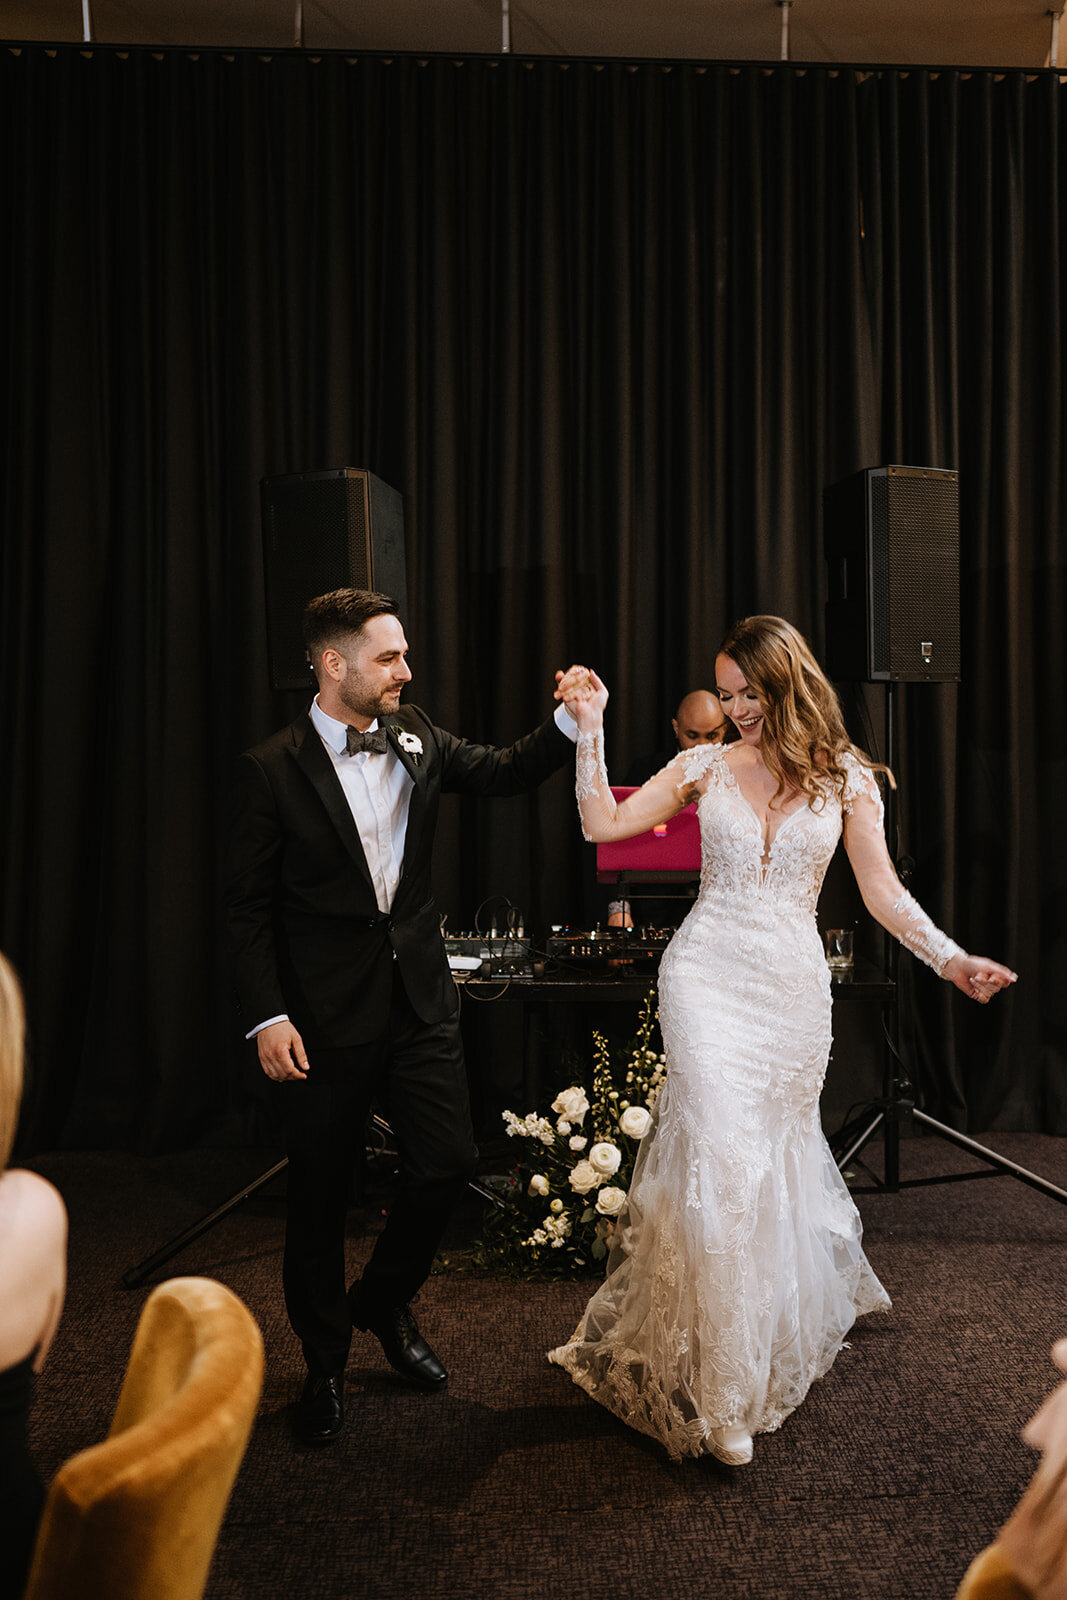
[{"left": 392, "top": 727, "right": 423, "bottom": 764}]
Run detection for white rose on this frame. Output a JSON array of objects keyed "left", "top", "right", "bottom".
[
  {"left": 527, "top": 1174, "right": 549, "bottom": 1197},
  {"left": 589, "top": 1141, "right": 622, "bottom": 1177},
  {"left": 595, "top": 1186, "right": 627, "bottom": 1216},
  {"left": 619, "top": 1105, "right": 652, "bottom": 1140},
  {"left": 569, "top": 1135, "right": 588, "bottom": 1151},
  {"left": 568, "top": 1159, "right": 599, "bottom": 1195},
  {"left": 556, "top": 1119, "right": 571, "bottom": 1135},
  {"left": 551, "top": 1086, "right": 590, "bottom": 1126}
]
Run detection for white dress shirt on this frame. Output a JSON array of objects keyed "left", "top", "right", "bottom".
[
  {"left": 248, "top": 699, "right": 577, "bottom": 1037},
  {"left": 308, "top": 696, "right": 413, "bottom": 914}
]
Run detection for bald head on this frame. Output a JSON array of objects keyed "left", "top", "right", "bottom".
[{"left": 672, "top": 690, "right": 727, "bottom": 750}]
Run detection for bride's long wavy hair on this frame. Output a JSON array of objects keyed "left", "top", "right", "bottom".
[{"left": 717, "top": 615, "right": 894, "bottom": 806}]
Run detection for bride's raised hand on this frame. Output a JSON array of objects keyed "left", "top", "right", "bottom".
[
  {"left": 943, "top": 952, "right": 1018, "bottom": 1004},
  {"left": 554, "top": 665, "right": 609, "bottom": 730}
]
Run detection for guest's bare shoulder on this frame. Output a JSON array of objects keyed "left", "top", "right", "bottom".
[
  {"left": 0, "top": 1170, "right": 67, "bottom": 1370},
  {"left": 0, "top": 1168, "right": 67, "bottom": 1240}
]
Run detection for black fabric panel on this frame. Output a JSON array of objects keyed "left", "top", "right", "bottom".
[{"left": 1, "top": 48, "right": 1062, "bottom": 1148}]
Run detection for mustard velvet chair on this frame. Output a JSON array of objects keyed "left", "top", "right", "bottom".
[
  {"left": 955, "top": 1546, "right": 1032, "bottom": 1600},
  {"left": 23, "top": 1275, "right": 264, "bottom": 1600}
]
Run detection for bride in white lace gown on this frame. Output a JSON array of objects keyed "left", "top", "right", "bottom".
[{"left": 549, "top": 616, "right": 1016, "bottom": 1466}]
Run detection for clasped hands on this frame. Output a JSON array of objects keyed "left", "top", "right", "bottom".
[{"left": 554, "top": 664, "right": 609, "bottom": 730}]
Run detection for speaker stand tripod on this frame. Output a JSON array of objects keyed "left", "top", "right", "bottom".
[
  {"left": 830, "top": 681, "right": 1067, "bottom": 1207},
  {"left": 122, "top": 1115, "right": 504, "bottom": 1290},
  {"left": 831, "top": 1060, "right": 1067, "bottom": 1205}
]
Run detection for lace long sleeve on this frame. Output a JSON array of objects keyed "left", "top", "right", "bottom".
[
  {"left": 840, "top": 757, "right": 963, "bottom": 977},
  {"left": 575, "top": 729, "right": 613, "bottom": 841},
  {"left": 574, "top": 728, "right": 692, "bottom": 843},
  {"left": 886, "top": 887, "right": 963, "bottom": 975}
]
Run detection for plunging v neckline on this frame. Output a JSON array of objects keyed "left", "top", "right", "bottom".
[{"left": 717, "top": 756, "right": 810, "bottom": 859}]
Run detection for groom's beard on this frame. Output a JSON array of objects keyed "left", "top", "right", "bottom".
[{"left": 338, "top": 676, "right": 405, "bottom": 723}]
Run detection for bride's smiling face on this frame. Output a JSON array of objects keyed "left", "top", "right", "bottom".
[{"left": 714, "top": 653, "right": 767, "bottom": 746}]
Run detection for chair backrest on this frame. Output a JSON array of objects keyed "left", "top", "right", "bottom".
[
  {"left": 955, "top": 1544, "right": 1033, "bottom": 1600},
  {"left": 23, "top": 1275, "right": 264, "bottom": 1600}
]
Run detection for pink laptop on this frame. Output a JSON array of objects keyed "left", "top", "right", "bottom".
[{"left": 595, "top": 786, "right": 701, "bottom": 880}]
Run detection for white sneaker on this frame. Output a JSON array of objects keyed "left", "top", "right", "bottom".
[{"left": 707, "top": 1424, "right": 754, "bottom": 1466}]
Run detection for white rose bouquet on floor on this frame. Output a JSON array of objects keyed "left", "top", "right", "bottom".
[{"left": 472, "top": 991, "right": 666, "bottom": 1278}]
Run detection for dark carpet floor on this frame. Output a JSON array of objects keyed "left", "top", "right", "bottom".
[{"left": 25, "top": 1131, "right": 1067, "bottom": 1600}]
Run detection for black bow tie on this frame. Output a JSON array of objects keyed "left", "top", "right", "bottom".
[{"left": 345, "top": 726, "right": 389, "bottom": 756}]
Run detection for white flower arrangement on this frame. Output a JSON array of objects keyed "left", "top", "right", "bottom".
[
  {"left": 619, "top": 1105, "right": 652, "bottom": 1140},
  {"left": 473, "top": 991, "right": 666, "bottom": 1278},
  {"left": 568, "top": 1160, "right": 600, "bottom": 1195},
  {"left": 504, "top": 1110, "right": 556, "bottom": 1146},
  {"left": 588, "top": 1142, "right": 622, "bottom": 1177},
  {"left": 551, "top": 1086, "right": 590, "bottom": 1125}
]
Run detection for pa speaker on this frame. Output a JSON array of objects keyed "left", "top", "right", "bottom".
[
  {"left": 260, "top": 468, "right": 407, "bottom": 690},
  {"left": 824, "top": 465, "right": 960, "bottom": 683}
]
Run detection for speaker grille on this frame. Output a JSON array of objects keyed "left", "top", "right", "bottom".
[
  {"left": 825, "top": 465, "right": 959, "bottom": 682},
  {"left": 884, "top": 470, "right": 960, "bottom": 678},
  {"left": 869, "top": 474, "right": 890, "bottom": 672}
]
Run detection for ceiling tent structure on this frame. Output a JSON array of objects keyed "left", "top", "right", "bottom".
[{"left": 0, "top": 0, "right": 1063, "bottom": 68}]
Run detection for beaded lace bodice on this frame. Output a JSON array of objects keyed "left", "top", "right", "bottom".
[{"left": 575, "top": 732, "right": 961, "bottom": 975}]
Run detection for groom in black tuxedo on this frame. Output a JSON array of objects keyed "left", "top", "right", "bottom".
[{"left": 225, "top": 588, "right": 584, "bottom": 1444}]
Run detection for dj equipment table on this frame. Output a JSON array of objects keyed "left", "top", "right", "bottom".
[
  {"left": 454, "top": 956, "right": 895, "bottom": 1124},
  {"left": 454, "top": 955, "right": 894, "bottom": 1004}
]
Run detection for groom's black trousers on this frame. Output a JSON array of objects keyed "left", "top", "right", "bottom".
[{"left": 277, "top": 966, "right": 478, "bottom": 1377}]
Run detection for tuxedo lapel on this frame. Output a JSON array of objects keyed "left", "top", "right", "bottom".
[
  {"left": 290, "top": 717, "right": 377, "bottom": 894},
  {"left": 386, "top": 716, "right": 427, "bottom": 888}
]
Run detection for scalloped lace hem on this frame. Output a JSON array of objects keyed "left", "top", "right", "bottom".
[{"left": 548, "top": 1289, "right": 891, "bottom": 1463}]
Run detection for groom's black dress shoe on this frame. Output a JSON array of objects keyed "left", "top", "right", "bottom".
[
  {"left": 350, "top": 1298, "right": 448, "bottom": 1388},
  {"left": 295, "top": 1372, "right": 345, "bottom": 1444}
]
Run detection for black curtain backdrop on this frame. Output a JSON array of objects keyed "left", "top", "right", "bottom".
[{"left": 1, "top": 46, "right": 1064, "bottom": 1150}]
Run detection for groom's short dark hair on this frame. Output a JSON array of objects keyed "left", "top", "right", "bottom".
[{"left": 303, "top": 588, "right": 400, "bottom": 665}]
